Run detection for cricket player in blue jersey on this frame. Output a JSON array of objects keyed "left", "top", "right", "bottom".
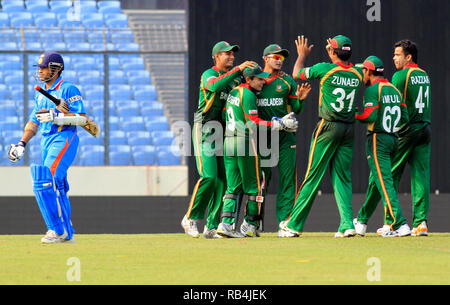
[{"left": 8, "top": 51, "right": 88, "bottom": 243}]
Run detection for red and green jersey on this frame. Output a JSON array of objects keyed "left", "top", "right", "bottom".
[
  {"left": 297, "top": 62, "right": 363, "bottom": 122},
  {"left": 355, "top": 79, "right": 409, "bottom": 134},
  {"left": 194, "top": 66, "right": 242, "bottom": 124},
  {"left": 225, "top": 83, "right": 272, "bottom": 138},
  {"left": 256, "top": 72, "right": 304, "bottom": 121},
  {"left": 391, "top": 64, "right": 431, "bottom": 125}
]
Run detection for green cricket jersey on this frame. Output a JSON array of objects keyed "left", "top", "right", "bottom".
[
  {"left": 194, "top": 66, "right": 242, "bottom": 124},
  {"left": 225, "top": 83, "right": 272, "bottom": 138},
  {"left": 297, "top": 62, "right": 363, "bottom": 122},
  {"left": 356, "top": 79, "right": 409, "bottom": 134},
  {"left": 391, "top": 64, "right": 431, "bottom": 125},
  {"left": 256, "top": 72, "right": 304, "bottom": 120}
]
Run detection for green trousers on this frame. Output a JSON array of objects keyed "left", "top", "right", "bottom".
[
  {"left": 286, "top": 119, "right": 355, "bottom": 233},
  {"left": 357, "top": 133, "right": 407, "bottom": 229},
  {"left": 357, "top": 123, "right": 431, "bottom": 227},
  {"left": 260, "top": 131, "right": 297, "bottom": 225},
  {"left": 186, "top": 122, "right": 226, "bottom": 229},
  {"left": 221, "top": 136, "right": 263, "bottom": 226}
]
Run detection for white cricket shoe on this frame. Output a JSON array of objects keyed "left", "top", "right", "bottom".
[
  {"left": 381, "top": 224, "right": 411, "bottom": 238},
  {"left": 181, "top": 215, "right": 200, "bottom": 238},
  {"left": 411, "top": 221, "right": 428, "bottom": 236},
  {"left": 240, "top": 219, "right": 259, "bottom": 237},
  {"left": 334, "top": 229, "right": 356, "bottom": 238},
  {"left": 278, "top": 221, "right": 300, "bottom": 238},
  {"left": 41, "top": 230, "right": 68, "bottom": 244},
  {"left": 376, "top": 224, "right": 391, "bottom": 235},
  {"left": 216, "top": 222, "right": 244, "bottom": 238},
  {"left": 202, "top": 226, "right": 221, "bottom": 239},
  {"left": 353, "top": 218, "right": 367, "bottom": 236}
]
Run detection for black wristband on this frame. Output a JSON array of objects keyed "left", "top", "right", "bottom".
[{"left": 18, "top": 141, "right": 27, "bottom": 147}]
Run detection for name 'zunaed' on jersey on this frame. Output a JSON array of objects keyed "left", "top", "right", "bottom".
[
  {"left": 331, "top": 76, "right": 360, "bottom": 87},
  {"left": 410, "top": 75, "right": 430, "bottom": 85},
  {"left": 257, "top": 98, "right": 283, "bottom": 107}
]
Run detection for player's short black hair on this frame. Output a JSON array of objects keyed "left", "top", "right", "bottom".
[
  {"left": 372, "top": 70, "right": 384, "bottom": 77},
  {"left": 335, "top": 47, "right": 352, "bottom": 61},
  {"left": 394, "top": 39, "right": 418, "bottom": 63}
]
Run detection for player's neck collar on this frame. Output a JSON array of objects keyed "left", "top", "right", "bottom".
[
  {"left": 239, "top": 83, "right": 251, "bottom": 90},
  {"left": 403, "top": 63, "right": 418, "bottom": 69},
  {"left": 335, "top": 61, "right": 353, "bottom": 69},
  {"left": 372, "top": 78, "right": 388, "bottom": 84},
  {"left": 265, "top": 71, "right": 279, "bottom": 84},
  {"left": 47, "top": 77, "right": 63, "bottom": 90}
]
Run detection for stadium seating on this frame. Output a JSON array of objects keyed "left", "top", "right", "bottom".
[{"left": 0, "top": 0, "right": 178, "bottom": 166}]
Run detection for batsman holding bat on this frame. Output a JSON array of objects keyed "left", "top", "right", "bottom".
[{"left": 8, "top": 51, "right": 95, "bottom": 243}]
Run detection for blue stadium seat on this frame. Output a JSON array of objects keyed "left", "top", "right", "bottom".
[
  {"left": 67, "top": 42, "right": 91, "bottom": 51},
  {"left": 109, "top": 151, "right": 132, "bottom": 165},
  {"left": 82, "top": 13, "right": 104, "bottom": 28},
  {"left": 121, "top": 117, "right": 145, "bottom": 131},
  {"left": 109, "top": 145, "right": 131, "bottom": 153},
  {"left": 79, "top": 0, "right": 97, "bottom": 11},
  {"left": 79, "top": 151, "right": 105, "bottom": 166},
  {"left": 0, "top": 29, "right": 15, "bottom": 42},
  {"left": 84, "top": 87, "right": 104, "bottom": 101},
  {"left": 62, "top": 70, "right": 77, "bottom": 83},
  {"left": 116, "top": 105, "right": 139, "bottom": 116},
  {"left": 59, "top": 17, "right": 82, "bottom": 28},
  {"left": 115, "top": 43, "right": 139, "bottom": 52},
  {"left": 42, "top": 41, "right": 66, "bottom": 51},
  {"left": 98, "top": 5, "right": 121, "bottom": 15},
  {"left": 34, "top": 13, "right": 57, "bottom": 27},
  {"left": 133, "top": 150, "right": 157, "bottom": 165},
  {"left": 157, "top": 150, "right": 181, "bottom": 166},
  {"left": 4, "top": 74, "right": 23, "bottom": 84},
  {"left": 128, "top": 131, "right": 152, "bottom": 146},
  {"left": 40, "top": 28, "right": 62, "bottom": 43},
  {"left": 26, "top": 1, "right": 49, "bottom": 13},
  {"left": 108, "top": 57, "right": 120, "bottom": 70},
  {"left": 2, "top": 1, "right": 25, "bottom": 13},
  {"left": 0, "top": 117, "right": 20, "bottom": 130},
  {"left": 10, "top": 12, "right": 34, "bottom": 27},
  {"left": 105, "top": 15, "right": 128, "bottom": 28},
  {"left": 98, "top": 0, "right": 121, "bottom": 9},
  {"left": 152, "top": 131, "right": 175, "bottom": 146},
  {"left": 0, "top": 61, "right": 22, "bottom": 70},
  {"left": 109, "top": 134, "right": 127, "bottom": 145},
  {"left": 78, "top": 135, "right": 103, "bottom": 146},
  {"left": 0, "top": 12, "right": 10, "bottom": 27},
  {"left": 108, "top": 70, "right": 127, "bottom": 84},
  {"left": 87, "top": 30, "right": 106, "bottom": 43},
  {"left": 108, "top": 116, "right": 120, "bottom": 130},
  {"left": 63, "top": 30, "right": 86, "bottom": 43},
  {"left": 145, "top": 118, "right": 169, "bottom": 132},
  {"left": 80, "top": 144, "right": 105, "bottom": 154},
  {"left": 114, "top": 100, "right": 138, "bottom": 109},
  {"left": 129, "top": 74, "right": 151, "bottom": 85},
  {"left": 78, "top": 71, "right": 102, "bottom": 85},
  {"left": 134, "top": 87, "right": 157, "bottom": 102},
  {"left": 24, "top": 42, "right": 42, "bottom": 51},
  {"left": 2, "top": 130, "right": 22, "bottom": 144},
  {"left": 110, "top": 30, "right": 134, "bottom": 44}
]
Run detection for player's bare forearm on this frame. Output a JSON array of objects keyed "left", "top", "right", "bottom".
[
  {"left": 21, "top": 121, "right": 39, "bottom": 144},
  {"left": 292, "top": 56, "right": 307, "bottom": 80}
]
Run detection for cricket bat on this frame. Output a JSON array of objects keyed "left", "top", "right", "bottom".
[{"left": 34, "top": 85, "right": 100, "bottom": 138}]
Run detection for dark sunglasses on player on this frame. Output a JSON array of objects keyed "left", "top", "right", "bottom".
[{"left": 266, "top": 54, "right": 285, "bottom": 61}]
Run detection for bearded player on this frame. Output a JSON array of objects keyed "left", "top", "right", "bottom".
[{"left": 8, "top": 51, "right": 88, "bottom": 243}]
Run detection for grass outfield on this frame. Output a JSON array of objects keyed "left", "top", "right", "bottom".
[{"left": 0, "top": 233, "right": 449, "bottom": 285}]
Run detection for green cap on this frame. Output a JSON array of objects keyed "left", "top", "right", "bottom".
[
  {"left": 242, "top": 66, "right": 270, "bottom": 78},
  {"left": 327, "top": 35, "right": 352, "bottom": 51},
  {"left": 212, "top": 41, "right": 240, "bottom": 57},
  {"left": 356, "top": 55, "right": 384, "bottom": 72},
  {"left": 263, "top": 44, "right": 290, "bottom": 58}
]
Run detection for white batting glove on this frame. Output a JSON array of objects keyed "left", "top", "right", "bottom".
[
  {"left": 8, "top": 141, "right": 26, "bottom": 163},
  {"left": 281, "top": 112, "right": 298, "bottom": 132},
  {"left": 36, "top": 108, "right": 55, "bottom": 123}
]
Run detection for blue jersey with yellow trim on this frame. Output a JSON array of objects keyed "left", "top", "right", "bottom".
[{"left": 30, "top": 77, "right": 85, "bottom": 136}]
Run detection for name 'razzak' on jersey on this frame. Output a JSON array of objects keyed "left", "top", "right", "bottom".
[
  {"left": 331, "top": 75, "right": 360, "bottom": 87},
  {"left": 410, "top": 75, "right": 430, "bottom": 85}
]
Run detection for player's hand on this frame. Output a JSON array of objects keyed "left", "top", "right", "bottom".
[
  {"left": 281, "top": 112, "right": 298, "bottom": 131},
  {"left": 8, "top": 142, "right": 26, "bottom": 163},
  {"left": 295, "top": 35, "right": 314, "bottom": 57},
  {"left": 297, "top": 83, "right": 312, "bottom": 101},
  {"left": 56, "top": 98, "right": 69, "bottom": 113},
  {"left": 238, "top": 61, "right": 258, "bottom": 71},
  {"left": 36, "top": 108, "right": 55, "bottom": 123}
]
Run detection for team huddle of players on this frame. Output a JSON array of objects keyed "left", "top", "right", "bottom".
[{"left": 182, "top": 34, "right": 431, "bottom": 239}]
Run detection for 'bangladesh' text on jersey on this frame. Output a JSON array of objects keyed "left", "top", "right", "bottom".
[
  {"left": 256, "top": 72, "right": 304, "bottom": 121},
  {"left": 30, "top": 77, "right": 85, "bottom": 136},
  {"left": 298, "top": 62, "right": 363, "bottom": 123},
  {"left": 391, "top": 64, "right": 431, "bottom": 125},
  {"left": 194, "top": 66, "right": 242, "bottom": 124},
  {"left": 355, "top": 79, "right": 409, "bottom": 134}
]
